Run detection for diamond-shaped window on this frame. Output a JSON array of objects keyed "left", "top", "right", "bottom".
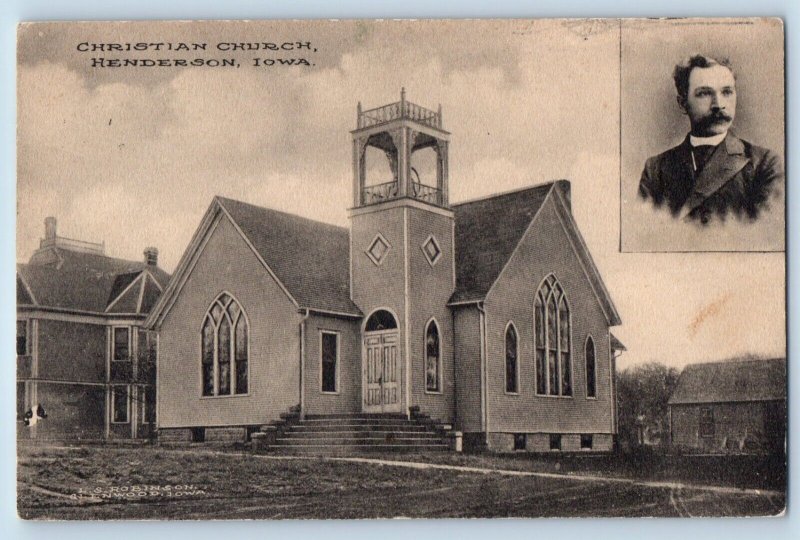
[
  {"left": 422, "top": 235, "right": 442, "bottom": 266},
  {"left": 366, "top": 234, "right": 391, "bottom": 265}
]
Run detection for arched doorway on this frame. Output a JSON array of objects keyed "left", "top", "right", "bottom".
[{"left": 362, "top": 309, "right": 401, "bottom": 413}]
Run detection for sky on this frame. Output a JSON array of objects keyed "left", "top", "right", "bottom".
[{"left": 16, "top": 19, "right": 786, "bottom": 369}]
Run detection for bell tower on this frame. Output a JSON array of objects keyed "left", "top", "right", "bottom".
[{"left": 349, "top": 90, "right": 455, "bottom": 418}]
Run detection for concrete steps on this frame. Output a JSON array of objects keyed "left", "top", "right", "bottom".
[{"left": 265, "top": 413, "right": 452, "bottom": 454}]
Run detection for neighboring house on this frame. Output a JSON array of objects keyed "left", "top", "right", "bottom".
[
  {"left": 668, "top": 358, "right": 786, "bottom": 454},
  {"left": 17, "top": 218, "right": 170, "bottom": 441},
  {"left": 147, "top": 93, "right": 624, "bottom": 452}
]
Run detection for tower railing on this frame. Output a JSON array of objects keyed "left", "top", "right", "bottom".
[
  {"left": 361, "top": 181, "right": 443, "bottom": 206},
  {"left": 358, "top": 100, "right": 442, "bottom": 129}
]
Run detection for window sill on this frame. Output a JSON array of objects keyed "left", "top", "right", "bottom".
[
  {"left": 111, "top": 421, "right": 130, "bottom": 425},
  {"left": 320, "top": 390, "right": 340, "bottom": 395},
  {"left": 535, "top": 393, "right": 574, "bottom": 399},
  {"left": 504, "top": 391, "right": 520, "bottom": 396},
  {"left": 200, "top": 393, "right": 250, "bottom": 400},
  {"left": 424, "top": 390, "right": 443, "bottom": 395},
  {"left": 586, "top": 396, "right": 598, "bottom": 401}
]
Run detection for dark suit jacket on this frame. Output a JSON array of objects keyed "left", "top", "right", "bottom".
[{"left": 638, "top": 133, "right": 784, "bottom": 224}]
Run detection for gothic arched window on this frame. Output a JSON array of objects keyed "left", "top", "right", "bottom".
[
  {"left": 534, "top": 275, "right": 572, "bottom": 396},
  {"left": 201, "top": 293, "right": 248, "bottom": 396},
  {"left": 425, "top": 319, "right": 441, "bottom": 392},
  {"left": 505, "top": 322, "right": 519, "bottom": 394},
  {"left": 585, "top": 336, "right": 596, "bottom": 398}
]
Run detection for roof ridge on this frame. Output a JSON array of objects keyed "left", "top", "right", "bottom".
[
  {"left": 685, "top": 357, "right": 786, "bottom": 368},
  {"left": 215, "top": 195, "right": 348, "bottom": 233},
  {"left": 451, "top": 180, "right": 560, "bottom": 208}
]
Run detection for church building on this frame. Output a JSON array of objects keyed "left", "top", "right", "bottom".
[{"left": 147, "top": 92, "right": 623, "bottom": 452}]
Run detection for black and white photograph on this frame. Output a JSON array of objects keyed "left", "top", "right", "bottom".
[
  {"left": 620, "top": 18, "right": 785, "bottom": 252},
  {"left": 15, "top": 18, "right": 786, "bottom": 520}
]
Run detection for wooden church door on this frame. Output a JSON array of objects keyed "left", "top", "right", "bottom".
[{"left": 362, "top": 331, "right": 400, "bottom": 413}]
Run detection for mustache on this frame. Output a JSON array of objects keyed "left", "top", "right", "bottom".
[{"left": 708, "top": 112, "right": 733, "bottom": 123}]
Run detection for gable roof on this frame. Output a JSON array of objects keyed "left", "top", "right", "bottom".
[
  {"left": 449, "top": 181, "right": 621, "bottom": 326},
  {"left": 17, "top": 248, "right": 170, "bottom": 314},
  {"left": 668, "top": 358, "right": 786, "bottom": 405},
  {"left": 216, "top": 197, "right": 361, "bottom": 316},
  {"left": 450, "top": 183, "right": 552, "bottom": 304}
]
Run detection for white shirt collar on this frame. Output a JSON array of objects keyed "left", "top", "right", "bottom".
[{"left": 690, "top": 132, "right": 727, "bottom": 147}]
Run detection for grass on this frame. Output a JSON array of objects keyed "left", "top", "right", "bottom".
[{"left": 17, "top": 444, "right": 785, "bottom": 520}]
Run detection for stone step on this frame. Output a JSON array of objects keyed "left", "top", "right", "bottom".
[
  {"left": 298, "top": 417, "right": 415, "bottom": 426},
  {"left": 280, "top": 431, "right": 443, "bottom": 440},
  {"left": 304, "top": 413, "right": 408, "bottom": 420},
  {"left": 276, "top": 437, "right": 445, "bottom": 446},
  {"left": 287, "top": 424, "right": 434, "bottom": 433},
  {"left": 270, "top": 444, "right": 450, "bottom": 456}
]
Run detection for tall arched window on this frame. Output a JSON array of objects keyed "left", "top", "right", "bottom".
[
  {"left": 585, "top": 336, "right": 596, "bottom": 398},
  {"left": 534, "top": 275, "right": 572, "bottom": 396},
  {"left": 201, "top": 293, "right": 248, "bottom": 396},
  {"left": 425, "top": 320, "right": 441, "bottom": 392},
  {"left": 505, "top": 323, "right": 518, "bottom": 394}
]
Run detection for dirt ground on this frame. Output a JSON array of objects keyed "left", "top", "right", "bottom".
[{"left": 17, "top": 445, "right": 785, "bottom": 520}]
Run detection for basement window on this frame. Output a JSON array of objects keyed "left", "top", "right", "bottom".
[
  {"left": 191, "top": 427, "right": 205, "bottom": 443},
  {"left": 581, "top": 434, "right": 593, "bottom": 449},
  {"left": 549, "top": 434, "right": 562, "bottom": 451},
  {"left": 514, "top": 433, "right": 526, "bottom": 451}
]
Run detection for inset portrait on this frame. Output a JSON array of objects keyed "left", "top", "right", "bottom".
[{"left": 620, "top": 19, "right": 784, "bottom": 252}]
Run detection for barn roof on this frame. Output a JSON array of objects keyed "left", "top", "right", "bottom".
[
  {"left": 216, "top": 197, "right": 361, "bottom": 316},
  {"left": 17, "top": 248, "right": 169, "bottom": 315},
  {"left": 668, "top": 358, "right": 786, "bottom": 405}
]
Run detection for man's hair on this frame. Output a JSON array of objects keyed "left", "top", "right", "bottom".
[{"left": 673, "top": 55, "right": 735, "bottom": 100}]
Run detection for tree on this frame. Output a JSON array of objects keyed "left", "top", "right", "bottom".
[{"left": 616, "top": 362, "right": 679, "bottom": 449}]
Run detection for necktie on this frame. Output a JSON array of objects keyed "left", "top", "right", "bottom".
[{"left": 691, "top": 144, "right": 716, "bottom": 173}]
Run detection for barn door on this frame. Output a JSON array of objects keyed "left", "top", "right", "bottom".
[{"left": 362, "top": 331, "right": 400, "bottom": 413}]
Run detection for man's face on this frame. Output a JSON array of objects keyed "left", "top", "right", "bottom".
[{"left": 680, "top": 64, "right": 737, "bottom": 137}]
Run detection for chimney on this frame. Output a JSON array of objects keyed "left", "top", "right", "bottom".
[
  {"left": 554, "top": 180, "right": 571, "bottom": 211},
  {"left": 144, "top": 247, "right": 159, "bottom": 266},
  {"left": 44, "top": 217, "right": 57, "bottom": 240}
]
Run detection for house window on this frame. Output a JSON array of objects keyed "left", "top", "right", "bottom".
[
  {"left": 425, "top": 320, "right": 441, "bottom": 392},
  {"left": 505, "top": 323, "right": 518, "bottom": 393},
  {"left": 113, "top": 327, "right": 130, "bottom": 362},
  {"left": 581, "top": 434, "right": 593, "bottom": 449},
  {"left": 111, "top": 386, "right": 129, "bottom": 423},
  {"left": 201, "top": 293, "right": 249, "bottom": 397},
  {"left": 514, "top": 433, "right": 526, "bottom": 451},
  {"left": 586, "top": 336, "right": 596, "bottom": 398},
  {"left": 699, "top": 407, "right": 714, "bottom": 438},
  {"left": 321, "top": 332, "right": 338, "bottom": 393},
  {"left": 534, "top": 275, "right": 571, "bottom": 396},
  {"left": 17, "top": 320, "right": 28, "bottom": 356},
  {"left": 549, "top": 433, "right": 562, "bottom": 451}
]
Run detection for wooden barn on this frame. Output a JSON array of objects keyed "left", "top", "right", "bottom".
[{"left": 668, "top": 358, "right": 786, "bottom": 454}]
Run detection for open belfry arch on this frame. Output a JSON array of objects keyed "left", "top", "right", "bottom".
[{"left": 352, "top": 88, "right": 450, "bottom": 208}]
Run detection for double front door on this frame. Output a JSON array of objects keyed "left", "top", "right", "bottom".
[{"left": 362, "top": 331, "right": 400, "bottom": 413}]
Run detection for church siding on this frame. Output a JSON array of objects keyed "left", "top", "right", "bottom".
[
  {"left": 406, "top": 206, "right": 455, "bottom": 422},
  {"left": 157, "top": 215, "right": 301, "bottom": 429},
  {"left": 483, "top": 197, "right": 614, "bottom": 437},
  {"left": 453, "top": 306, "right": 482, "bottom": 434},
  {"left": 302, "top": 314, "right": 361, "bottom": 415}
]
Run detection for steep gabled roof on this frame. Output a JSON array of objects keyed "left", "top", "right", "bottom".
[
  {"left": 17, "top": 248, "right": 170, "bottom": 314},
  {"left": 216, "top": 197, "right": 360, "bottom": 316},
  {"left": 449, "top": 181, "right": 621, "bottom": 326},
  {"left": 450, "top": 183, "right": 552, "bottom": 304},
  {"left": 669, "top": 358, "right": 786, "bottom": 405}
]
